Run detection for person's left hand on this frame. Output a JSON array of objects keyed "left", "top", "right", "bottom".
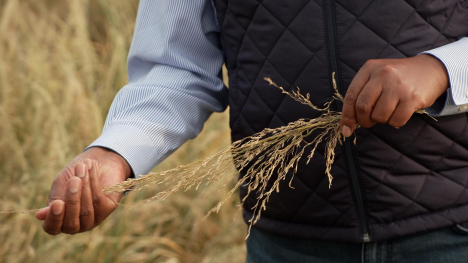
[{"left": 340, "top": 54, "right": 449, "bottom": 137}]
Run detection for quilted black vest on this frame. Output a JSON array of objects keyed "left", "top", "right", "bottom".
[{"left": 213, "top": 0, "right": 468, "bottom": 242}]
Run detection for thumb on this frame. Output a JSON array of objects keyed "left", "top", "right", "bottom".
[
  {"left": 341, "top": 99, "right": 357, "bottom": 138},
  {"left": 35, "top": 206, "right": 50, "bottom": 221}
]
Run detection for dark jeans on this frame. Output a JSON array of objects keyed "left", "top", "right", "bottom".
[{"left": 246, "top": 223, "right": 468, "bottom": 263}]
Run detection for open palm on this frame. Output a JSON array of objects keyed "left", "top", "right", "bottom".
[{"left": 35, "top": 147, "right": 131, "bottom": 235}]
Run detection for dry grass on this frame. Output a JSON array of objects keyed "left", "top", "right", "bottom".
[
  {"left": 0, "top": 1, "right": 245, "bottom": 262},
  {"left": 99, "top": 73, "right": 345, "bottom": 238}
]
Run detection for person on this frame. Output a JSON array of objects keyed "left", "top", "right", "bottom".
[{"left": 35, "top": 0, "right": 468, "bottom": 262}]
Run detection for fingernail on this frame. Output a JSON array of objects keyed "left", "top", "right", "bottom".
[
  {"left": 69, "top": 178, "right": 80, "bottom": 193},
  {"left": 342, "top": 125, "right": 352, "bottom": 137},
  {"left": 53, "top": 202, "right": 63, "bottom": 215},
  {"left": 77, "top": 164, "right": 86, "bottom": 178},
  {"left": 40, "top": 206, "right": 49, "bottom": 211}
]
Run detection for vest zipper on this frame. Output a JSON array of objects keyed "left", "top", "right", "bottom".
[{"left": 323, "top": 0, "right": 371, "bottom": 243}]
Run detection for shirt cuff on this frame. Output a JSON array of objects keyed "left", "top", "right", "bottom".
[
  {"left": 424, "top": 88, "right": 468, "bottom": 116},
  {"left": 85, "top": 125, "right": 159, "bottom": 179},
  {"left": 421, "top": 37, "right": 468, "bottom": 116}
]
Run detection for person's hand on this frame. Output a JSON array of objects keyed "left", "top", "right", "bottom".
[
  {"left": 340, "top": 54, "right": 449, "bottom": 137},
  {"left": 35, "top": 147, "right": 132, "bottom": 235}
]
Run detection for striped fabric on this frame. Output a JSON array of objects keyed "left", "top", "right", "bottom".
[
  {"left": 86, "top": 0, "right": 468, "bottom": 179},
  {"left": 86, "top": 0, "right": 228, "bottom": 178},
  {"left": 423, "top": 38, "right": 468, "bottom": 116}
]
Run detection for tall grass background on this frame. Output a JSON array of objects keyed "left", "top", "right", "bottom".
[{"left": 0, "top": 0, "right": 246, "bottom": 262}]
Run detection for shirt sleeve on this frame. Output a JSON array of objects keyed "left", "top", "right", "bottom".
[
  {"left": 85, "top": 0, "right": 228, "bottom": 179},
  {"left": 422, "top": 37, "right": 468, "bottom": 117}
]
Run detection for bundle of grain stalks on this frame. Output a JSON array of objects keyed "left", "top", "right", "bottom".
[
  {"left": 1, "top": 73, "right": 344, "bottom": 227},
  {"left": 103, "top": 73, "right": 348, "bottom": 236},
  {"left": 2, "top": 71, "right": 433, "bottom": 240},
  {"left": 100, "top": 72, "right": 435, "bottom": 236}
]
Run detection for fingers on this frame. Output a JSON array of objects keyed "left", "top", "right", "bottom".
[
  {"left": 47, "top": 167, "right": 74, "bottom": 207},
  {"left": 388, "top": 102, "right": 416, "bottom": 128},
  {"left": 35, "top": 206, "right": 49, "bottom": 221},
  {"left": 61, "top": 176, "right": 82, "bottom": 235},
  {"left": 355, "top": 79, "right": 382, "bottom": 128},
  {"left": 78, "top": 161, "right": 95, "bottom": 232},
  {"left": 341, "top": 65, "right": 371, "bottom": 136},
  {"left": 42, "top": 200, "right": 65, "bottom": 235},
  {"left": 39, "top": 161, "right": 98, "bottom": 235},
  {"left": 342, "top": 59, "right": 422, "bottom": 133},
  {"left": 371, "top": 88, "right": 399, "bottom": 124},
  {"left": 89, "top": 163, "right": 107, "bottom": 226}
]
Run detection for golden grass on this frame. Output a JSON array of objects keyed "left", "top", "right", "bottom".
[
  {"left": 0, "top": 2, "right": 438, "bottom": 262},
  {"left": 95, "top": 72, "right": 437, "bottom": 241},
  {"left": 0, "top": 1, "right": 245, "bottom": 262}
]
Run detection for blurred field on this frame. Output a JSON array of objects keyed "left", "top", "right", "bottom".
[{"left": 0, "top": 1, "right": 246, "bottom": 262}]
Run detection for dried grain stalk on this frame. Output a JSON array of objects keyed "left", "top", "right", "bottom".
[
  {"left": 102, "top": 73, "right": 347, "bottom": 236},
  {"left": 2, "top": 73, "right": 435, "bottom": 237}
]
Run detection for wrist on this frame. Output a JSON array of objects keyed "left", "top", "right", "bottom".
[
  {"left": 84, "top": 147, "right": 133, "bottom": 180},
  {"left": 416, "top": 54, "right": 449, "bottom": 94}
]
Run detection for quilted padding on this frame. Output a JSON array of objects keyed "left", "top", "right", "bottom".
[{"left": 213, "top": 0, "right": 468, "bottom": 242}]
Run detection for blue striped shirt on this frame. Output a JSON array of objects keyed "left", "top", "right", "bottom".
[{"left": 87, "top": 0, "right": 468, "bottom": 178}]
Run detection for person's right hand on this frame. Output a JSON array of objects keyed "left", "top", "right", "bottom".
[{"left": 35, "top": 147, "right": 132, "bottom": 235}]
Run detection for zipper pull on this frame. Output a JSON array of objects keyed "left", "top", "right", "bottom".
[{"left": 363, "top": 233, "right": 371, "bottom": 243}]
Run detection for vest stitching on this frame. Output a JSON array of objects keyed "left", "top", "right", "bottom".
[
  {"left": 368, "top": 131, "right": 468, "bottom": 193},
  {"left": 260, "top": 0, "right": 315, "bottom": 27},
  {"left": 397, "top": 139, "right": 458, "bottom": 218},
  {"left": 403, "top": 0, "right": 451, "bottom": 45},
  {"left": 290, "top": 160, "right": 355, "bottom": 223},
  {"left": 336, "top": 0, "right": 442, "bottom": 60},
  {"left": 260, "top": 0, "right": 328, "bottom": 65},
  {"left": 365, "top": 122, "right": 428, "bottom": 198},
  {"left": 424, "top": 116, "right": 468, "bottom": 150},
  {"left": 235, "top": 32, "right": 326, "bottom": 117},
  {"left": 425, "top": 142, "right": 465, "bottom": 206},
  {"left": 225, "top": 4, "right": 260, "bottom": 59},
  {"left": 377, "top": 204, "right": 462, "bottom": 235},
  {"left": 334, "top": 0, "right": 375, "bottom": 38},
  {"left": 425, "top": 120, "right": 468, "bottom": 208},
  {"left": 315, "top": 190, "right": 356, "bottom": 222},
  {"left": 429, "top": 2, "right": 462, "bottom": 49},
  {"left": 365, "top": 171, "right": 431, "bottom": 212},
  {"left": 251, "top": 4, "right": 327, "bottom": 81},
  {"left": 389, "top": 1, "right": 426, "bottom": 42},
  {"left": 461, "top": 0, "right": 468, "bottom": 9},
  {"left": 355, "top": 128, "right": 374, "bottom": 150},
  {"left": 316, "top": 204, "right": 357, "bottom": 238},
  {"left": 375, "top": 41, "right": 406, "bottom": 60},
  {"left": 223, "top": 6, "right": 290, "bottom": 89},
  {"left": 228, "top": 0, "right": 356, "bottom": 124},
  {"left": 425, "top": 121, "right": 468, "bottom": 173},
  {"left": 335, "top": 1, "right": 412, "bottom": 58},
  {"left": 374, "top": 132, "right": 468, "bottom": 192},
  {"left": 452, "top": 156, "right": 468, "bottom": 205},
  {"left": 337, "top": 0, "right": 373, "bottom": 18},
  {"left": 283, "top": 28, "right": 329, "bottom": 67},
  {"left": 249, "top": 89, "right": 279, "bottom": 128}
]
